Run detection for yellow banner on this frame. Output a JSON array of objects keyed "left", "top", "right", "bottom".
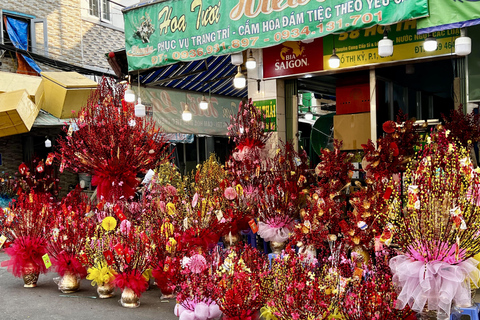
[{"left": 323, "top": 23, "right": 460, "bottom": 69}]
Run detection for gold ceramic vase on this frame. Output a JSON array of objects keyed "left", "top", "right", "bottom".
[
  {"left": 270, "top": 241, "right": 286, "bottom": 254},
  {"left": 222, "top": 232, "right": 241, "bottom": 249},
  {"left": 417, "top": 309, "right": 449, "bottom": 320},
  {"left": 57, "top": 272, "right": 81, "bottom": 293},
  {"left": 120, "top": 288, "right": 140, "bottom": 308},
  {"left": 97, "top": 282, "right": 115, "bottom": 299},
  {"left": 298, "top": 244, "right": 317, "bottom": 259},
  {"left": 351, "top": 245, "right": 370, "bottom": 267},
  {"left": 22, "top": 262, "right": 40, "bottom": 288},
  {"left": 22, "top": 272, "right": 39, "bottom": 288}
]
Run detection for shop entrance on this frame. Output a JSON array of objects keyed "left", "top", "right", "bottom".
[{"left": 296, "top": 57, "right": 458, "bottom": 164}]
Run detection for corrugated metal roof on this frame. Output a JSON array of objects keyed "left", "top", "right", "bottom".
[{"left": 33, "top": 110, "right": 70, "bottom": 127}]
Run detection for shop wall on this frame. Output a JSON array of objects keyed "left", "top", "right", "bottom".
[
  {"left": 248, "top": 49, "right": 286, "bottom": 158},
  {"left": 0, "top": 131, "right": 79, "bottom": 198},
  {"left": 0, "top": 135, "right": 23, "bottom": 174},
  {"left": 1, "top": 0, "right": 127, "bottom": 74}
]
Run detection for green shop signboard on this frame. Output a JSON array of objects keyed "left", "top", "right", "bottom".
[
  {"left": 253, "top": 99, "right": 277, "bottom": 132},
  {"left": 133, "top": 86, "right": 241, "bottom": 135},
  {"left": 123, "top": 0, "right": 428, "bottom": 71}
]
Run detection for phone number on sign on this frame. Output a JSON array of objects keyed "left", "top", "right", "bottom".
[
  {"left": 152, "top": 37, "right": 261, "bottom": 63},
  {"left": 272, "top": 12, "right": 383, "bottom": 42}
]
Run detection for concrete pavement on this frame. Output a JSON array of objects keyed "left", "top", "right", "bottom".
[{"left": 0, "top": 251, "right": 179, "bottom": 320}]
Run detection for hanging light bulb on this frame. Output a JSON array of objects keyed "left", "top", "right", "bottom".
[
  {"left": 230, "top": 52, "right": 243, "bottom": 66},
  {"left": 124, "top": 84, "right": 135, "bottom": 102},
  {"left": 199, "top": 95, "right": 209, "bottom": 110},
  {"left": 233, "top": 66, "right": 246, "bottom": 89},
  {"left": 305, "top": 107, "right": 314, "bottom": 120},
  {"left": 182, "top": 104, "right": 192, "bottom": 122},
  {"left": 455, "top": 28, "right": 471, "bottom": 56},
  {"left": 378, "top": 29, "right": 393, "bottom": 57},
  {"left": 329, "top": 48, "right": 340, "bottom": 68},
  {"left": 301, "top": 38, "right": 314, "bottom": 44},
  {"left": 423, "top": 34, "right": 438, "bottom": 52},
  {"left": 45, "top": 137, "right": 52, "bottom": 148},
  {"left": 134, "top": 97, "right": 146, "bottom": 117},
  {"left": 245, "top": 49, "right": 256, "bottom": 69}
]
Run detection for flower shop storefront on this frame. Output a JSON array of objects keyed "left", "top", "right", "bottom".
[
  {"left": 121, "top": 0, "right": 430, "bottom": 152},
  {"left": 3, "top": 1, "right": 480, "bottom": 320}
]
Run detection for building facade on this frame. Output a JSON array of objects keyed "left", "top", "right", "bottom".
[{"left": 0, "top": 0, "right": 141, "bottom": 195}]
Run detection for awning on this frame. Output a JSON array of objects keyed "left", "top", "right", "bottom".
[
  {"left": 417, "top": 0, "right": 480, "bottom": 34},
  {"left": 108, "top": 49, "right": 247, "bottom": 98}
]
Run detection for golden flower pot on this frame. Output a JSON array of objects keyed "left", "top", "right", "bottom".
[
  {"left": 120, "top": 288, "right": 140, "bottom": 308},
  {"left": 298, "top": 244, "right": 317, "bottom": 259},
  {"left": 223, "top": 232, "right": 241, "bottom": 249},
  {"left": 351, "top": 245, "right": 370, "bottom": 267},
  {"left": 57, "top": 272, "right": 81, "bottom": 293},
  {"left": 270, "top": 241, "right": 286, "bottom": 254},
  {"left": 97, "top": 282, "right": 115, "bottom": 299},
  {"left": 22, "top": 272, "right": 39, "bottom": 288},
  {"left": 22, "top": 261, "right": 40, "bottom": 288},
  {"left": 417, "top": 309, "right": 449, "bottom": 320}
]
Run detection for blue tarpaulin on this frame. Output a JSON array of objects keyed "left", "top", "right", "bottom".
[{"left": 5, "top": 16, "right": 42, "bottom": 74}]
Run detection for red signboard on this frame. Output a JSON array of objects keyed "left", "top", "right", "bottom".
[{"left": 263, "top": 39, "right": 324, "bottom": 79}]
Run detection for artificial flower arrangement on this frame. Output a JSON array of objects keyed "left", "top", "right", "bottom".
[
  {"left": 55, "top": 77, "right": 171, "bottom": 202},
  {"left": 47, "top": 187, "right": 96, "bottom": 293},
  {"left": 110, "top": 227, "right": 153, "bottom": 308},
  {"left": 225, "top": 98, "right": 272, "bottom": 210},
  {"left": 340, "top": 180, "right": 390, "bottom": 251},
  {"left": 264, "top": 248, "right": 331, "bottom": 320},
  {"left": 340, "top": 247, "right": 415, "bottom": 320},
  {"left": 150, "top": 214, "right": 182, "bottom": 299},
  {"left": 86, "top": 210, "right": 154, "bottom": 307},
  {"left": 174, "top": 249, "right": 222, "bottom": 320},
  {"left": 256, "top": 142, "right": 312, "bottom": 248},
  {"left": 138, "top": 163, "right": 185, "bottom": 298},
  {"left": 14, "top": 155, "right": 59, "bottom": 197},
  {"left": 0, "top": 192, "right": 55, "bottom": 287},
  {"left": 227, "top": 98, "right": 271, "bottom": 164},
  {"left": 388, "top": 129, "right": 480, "bottom": 318},
  {"left": 177, "top": 155, "right": 226, "bottom": 253},
  {"left": 361, "top": 113, "right": 421, "bottom": 181},
  {"left": 217, "top": 179, "right": 256, "bottom": 248},
  {"left": 84, "top": 215, "right": 120, "bottom": 298},
  {"left": 341, "top": 117, "right": 421, "bottom": 251},
  {"left": 212, "top": 245, "right": 270, "bottom": 319},
  {"left": 442, "top": 109, "right": 480, "bottom": 148},
  {"left": 314, "top": 140, "right": 354, "bottom": 193},
  {"left": 291, "top": 140, "right": 353, "bottom": 256},
  {"left": 140, "top": 162, "right": 186, "bottom": 227}
]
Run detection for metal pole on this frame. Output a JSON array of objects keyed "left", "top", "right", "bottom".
[
  {"left": 196, "top": 136, "right": 200, "bottom": 164},
  {"left": 183, "top": 143, "right": 187, "bottom": 176},
  {"left": 369, "top": 69, "right": 377, "bottom": 146}
]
